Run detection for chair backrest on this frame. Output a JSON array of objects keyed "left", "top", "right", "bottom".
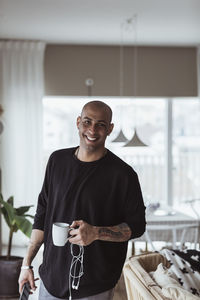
[
  {"left": 184, "top": 199, "right": 200, "bottom": 219},
  {"left": 145, "top": 223, "right": 199, "bottom": 251},
  {"left": 123, "top": 253, "right": 170, "bottom": 300}
]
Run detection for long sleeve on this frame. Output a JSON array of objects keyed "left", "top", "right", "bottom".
[
  {"left": 123, "top": 169, "right": 146, "bottom": 239},
  {"left": 33, "top": 155, "right": 52, "bottom": 230}
]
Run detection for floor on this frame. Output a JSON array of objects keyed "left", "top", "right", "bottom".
[{"left": 1, "top": 241, "right": 140, "bottom": 300}]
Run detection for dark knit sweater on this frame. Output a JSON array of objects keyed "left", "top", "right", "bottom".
[{"left": 33, "top": 147, "right": 146, "bottom": 299}]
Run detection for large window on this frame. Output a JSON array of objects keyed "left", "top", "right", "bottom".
[
  {"left": 173, "top": 98, "right": 200, "bottom": 204},
  {"left": 43, "top": 96, "right": 200, "bottom": 211}
]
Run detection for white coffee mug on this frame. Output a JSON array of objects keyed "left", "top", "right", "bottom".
[{"left": 52, "top": 222, "right": 72, "bottom": 246}]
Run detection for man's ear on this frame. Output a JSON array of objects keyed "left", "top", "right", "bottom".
[
  {"left": 108, "top": 123, "right": 114, "bottom": 136},
  {"left": 76, "top": 116, "right": 81, "bottom": 129}
]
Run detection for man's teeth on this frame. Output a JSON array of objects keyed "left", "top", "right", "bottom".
[{"left": 87, "top": 136, "right": 97, "bottom": 141}]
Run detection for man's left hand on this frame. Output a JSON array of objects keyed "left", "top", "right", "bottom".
[{"left": 69, "top": 220, "right": 97, "bottom": 246}]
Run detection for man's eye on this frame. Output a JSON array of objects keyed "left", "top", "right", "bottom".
[
  {"left": 98, "top": 123, "right": 106, "bottom": 127},
  {"left": 83, "top": 120, "right": 90, "bottom": 125}
]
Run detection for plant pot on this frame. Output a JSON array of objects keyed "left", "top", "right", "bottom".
[{"left": 0, "top": 256, "right": 23, "bottom": 298}]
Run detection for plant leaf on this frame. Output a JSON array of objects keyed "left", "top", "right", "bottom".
[
  {"left": 0, "top": 193, "right": 3, "bottom": 203},
  {"left": 15, "top": 205, "right": 34, "bottom": 216},
  {"left": 14, "top": 215, "right": 32, "bottom": 238},
  {"left": 0, "top": 207, "right": 12, "bottom": 227},
  {"left": 7, "top": 196, "right": 14, "bottom": 207},
  {"left": 23, "top": 214, "right": 34, "bottom": 219},
  {"left": 0, "top": 195, "right": 15, "bottom": 226}
]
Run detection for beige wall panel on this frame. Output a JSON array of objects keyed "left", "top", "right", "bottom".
[
  {"left": 138, "top": 47, "right": 197, "bottom": 97},
  {"left": 44, "top": 45, "right": 198, "bottom": 97},
  {"left": 45, "top": 45, "right": 120, "bottom": 96}
]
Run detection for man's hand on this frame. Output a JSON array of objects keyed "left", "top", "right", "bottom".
[
  {"left": 18, "top": 229, "right": 44, "bottom": 294},
  {"left": 69, "top": 220, "right": 97, "bottom": 246},
  {"left": 18, "top": 269, "right": 38, "bottom": 294},
  {"left": 69, "top": 220, "right": 132, "bottom": 246}
]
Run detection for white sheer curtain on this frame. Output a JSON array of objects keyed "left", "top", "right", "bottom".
[{"left": 0, "top": 41, "right": 45, "bottom": 246}]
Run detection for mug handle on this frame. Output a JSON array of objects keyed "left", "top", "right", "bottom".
[{"left": 67, "top": 228, "right": 73, "bottom": 239}]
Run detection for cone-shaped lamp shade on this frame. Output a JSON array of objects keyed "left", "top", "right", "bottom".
[
  {"left": 124, "top": 128, "right": 148, "bottom": 147},
  {"left": 112, "top": 129, "right": 128, "bottom": 143}
]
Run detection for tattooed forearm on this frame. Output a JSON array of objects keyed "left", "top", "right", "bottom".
[
  {"left": 24, "top": 241, "right": 42, "bottom": 263},
  {"left": 99, "top": 228, "right": 123, "bottom": 238},
  {"left": 96, "top": 223, "right": 131, "bottom": 242},
  {"left": 22, "top": 229, "right": 44, "bottom": 266}
]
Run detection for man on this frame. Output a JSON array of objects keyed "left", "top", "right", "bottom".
[{"left": 18, "top": 100, "right": 146, "bottom": 300}]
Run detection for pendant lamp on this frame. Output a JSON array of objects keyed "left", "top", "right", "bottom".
[
  {"left": 112, "top": 129, "right": 128, "bottom": 143},
  {"left": 124, "top": 127, "right": 147, "bottom": 147},
  {"left": 112, "top": 19, "right": 128, "bottom": 144},
  {"left": 123, "top": 15, "right": 147, "bottom": 147},
  {"left": 112, "top": 105, "right": 128, "bottom": 143},
  {"left": 85, "top": 78, "right": 94, "bottom": 96}
]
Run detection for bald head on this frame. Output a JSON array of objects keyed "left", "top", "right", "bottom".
[{"left": 81, "top": 101, "right": 113, "bottom": 123}]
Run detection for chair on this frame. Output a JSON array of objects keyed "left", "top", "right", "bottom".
[
  {"left": 145, "top": 223, "right": 199, "bottom": 251},
  {"left": 184, "top": 199, "right": 200, "bottom": 219},
  {"left": 123, "top": 252, "right": 170, "bottom": 300}
]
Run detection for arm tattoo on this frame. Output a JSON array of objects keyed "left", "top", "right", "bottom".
[
  {"left": 98, "top": 223, "right": 131, "bottom": 242},
  {"left": 23, "top": 236, "right": 43, "bottom": 266},
  {"left": 27, "top": 240, "right": 43, "bottom": 261}
]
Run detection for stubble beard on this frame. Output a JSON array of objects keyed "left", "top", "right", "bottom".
[{"left": 80, "top": 136, "right": 105, "bottom": 154}]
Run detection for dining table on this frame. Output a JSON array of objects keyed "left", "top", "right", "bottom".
[{"left": 133, "top": 205, "right": 200, "bottom": 253}]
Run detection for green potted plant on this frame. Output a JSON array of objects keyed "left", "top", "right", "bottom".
[{"left": 0, "top": 193, "right": 34, "bottom": 298}]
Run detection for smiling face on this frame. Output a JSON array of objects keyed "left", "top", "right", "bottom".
[{"left": 77, "top": 102, "right": 114, "bottom": 154}]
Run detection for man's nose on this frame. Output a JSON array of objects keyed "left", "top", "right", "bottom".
[{"left": 88, "top": 124, "right": 97, "bottom": 134}]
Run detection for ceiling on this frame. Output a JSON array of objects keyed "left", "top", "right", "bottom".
[{"left": 0, "top": 0, "right": 200, "bottom": 46}]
